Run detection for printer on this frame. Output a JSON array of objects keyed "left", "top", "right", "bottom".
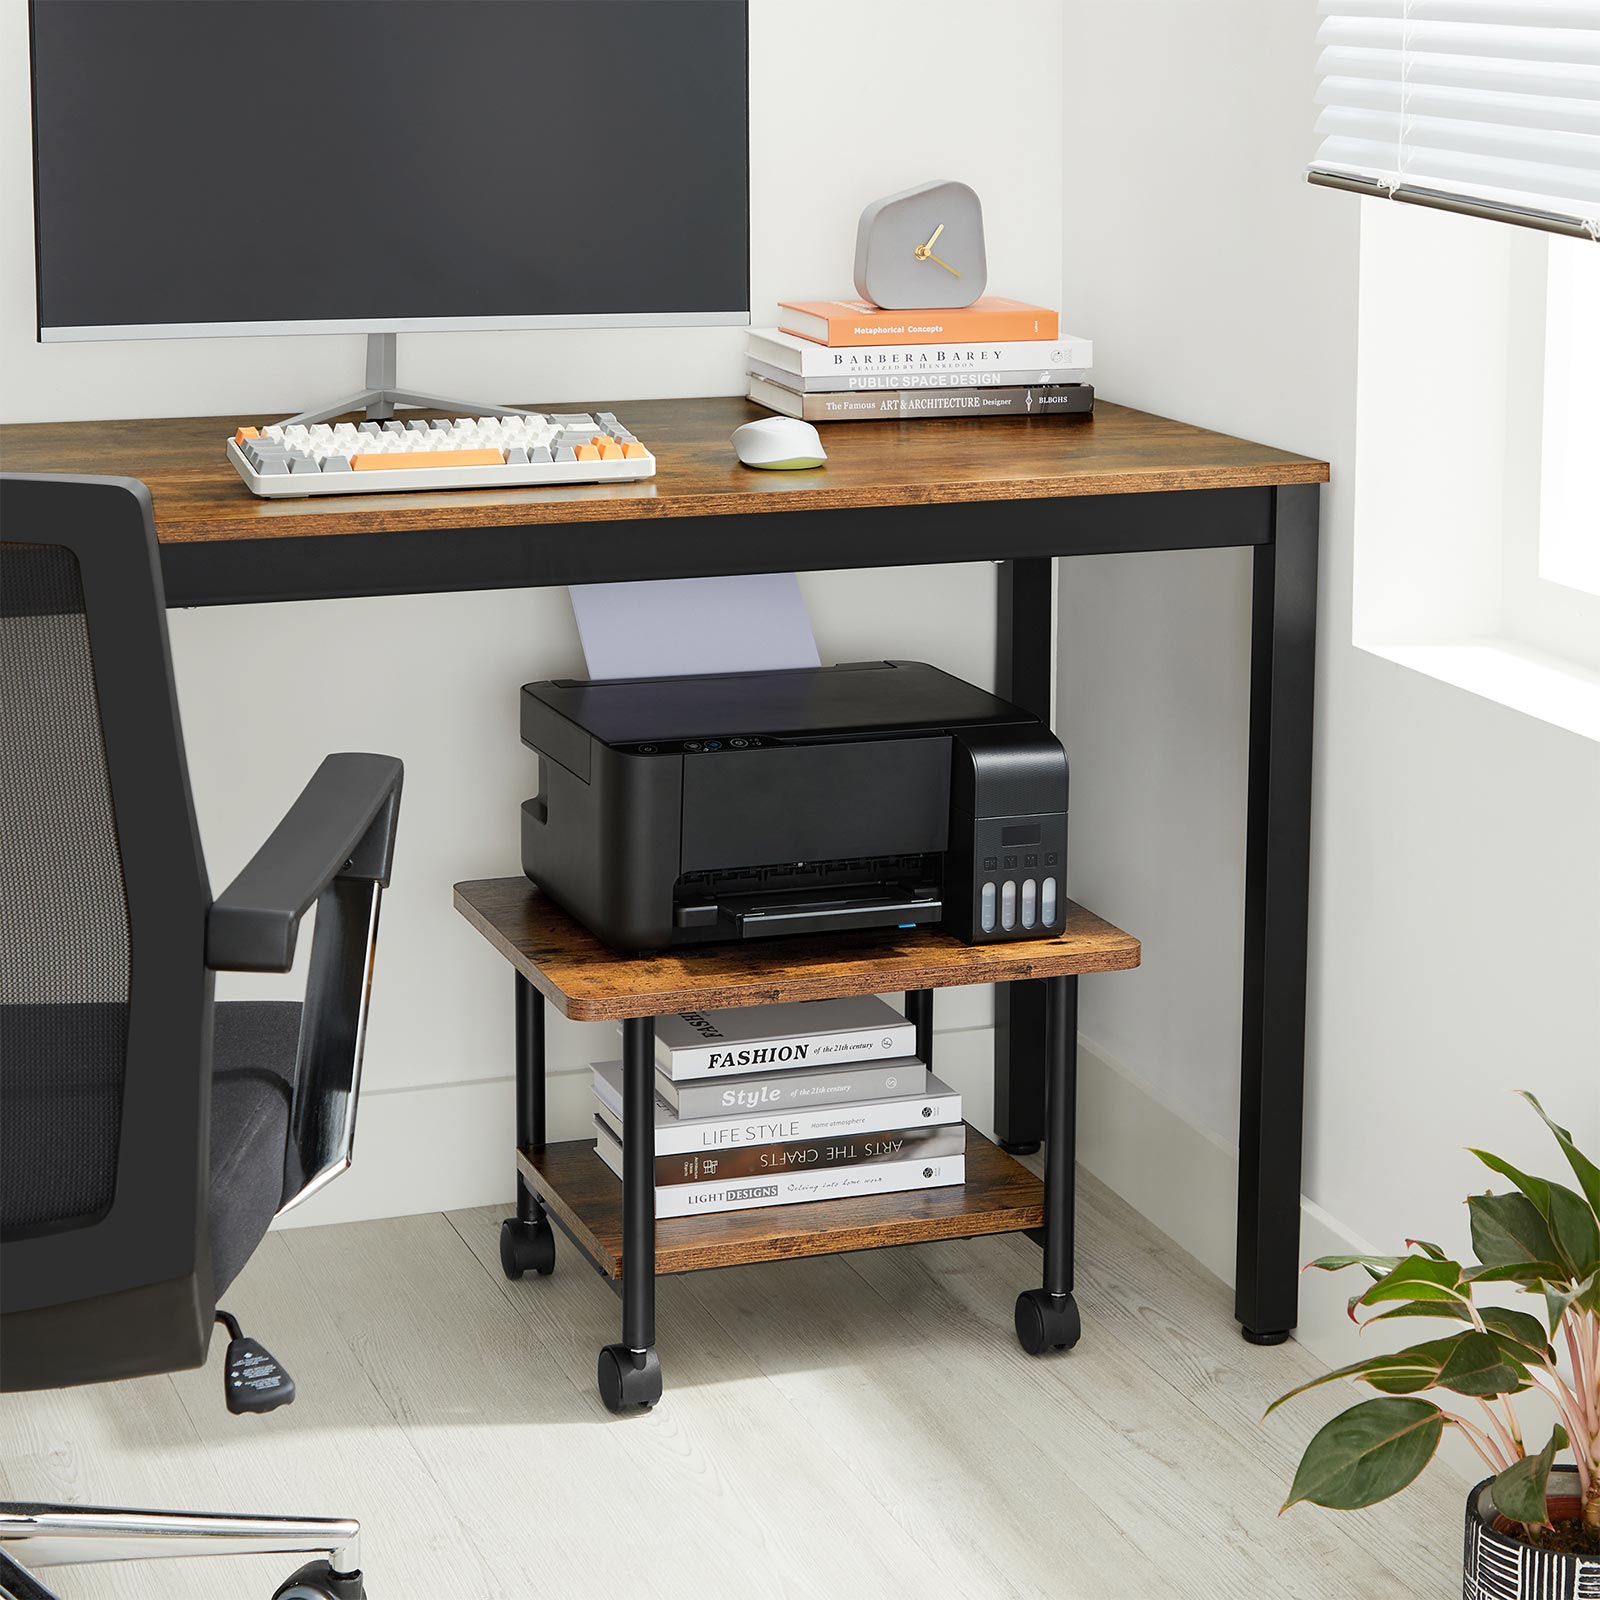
[{"left": 520, "top": 660, "right": 1068, "bottom": 952}]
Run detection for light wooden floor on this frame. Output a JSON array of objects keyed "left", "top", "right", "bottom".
[{"left": 1, "top": 1169, "right": 1466, "bottom": 1600}]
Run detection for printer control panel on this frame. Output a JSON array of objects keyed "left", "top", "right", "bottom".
[{"left": 628, "top": 736, "right": 766, "bottom": 756}]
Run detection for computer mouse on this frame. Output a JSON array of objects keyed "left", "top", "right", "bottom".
[{"left": 732, "top": 416, "right": 827, "bottom": 470}]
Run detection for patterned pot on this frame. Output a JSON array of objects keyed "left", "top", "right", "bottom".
[{"left": 1463, "top": 1467, "right": 1600, "bottom": 1599}]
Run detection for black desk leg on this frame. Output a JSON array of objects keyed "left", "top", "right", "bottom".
[
  {"left": 904, "top": 989, "right": 934, "bottom": 1069},
  {"left": 599, "top": 1014, "right": 663, "bottom": 1412},
  {"left": 994, "top": 557, "right": 1055, "bottom": 1154},
  {"left": 500, "top": 974, "right": 556, "bottom": 1279},
  {"left": 1014, "top": 975, "right": 1082, "bottom": 1355},
  {"left": 1236, "top": 484, "right": 1319, "bottom": 1346}
]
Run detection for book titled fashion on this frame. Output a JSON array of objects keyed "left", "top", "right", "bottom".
[
  {"left": 647, "top": 994, "right": 914, "bottom": 1081},
  {"left": 594, "top": 1112, "right": 965, "bottom": 1187},
  {"left": 777, "top": 296, "right": 1059, "bottom": 346},
  {"left": 592, "top": 1061, "right": 961, "bottom": 1155},
  {"left": 593, "top": 1119, "right": 966, "bottom": 1218},
  {"left": 748, "top": 356, "right": 1090, "bottom": 393},
  {"left": 748, "top": 328, "right": 1093, "bottom": 379},
  {"left": 749, "top": 375, "right": 1095, "bottom": 422},
  {"left": 653, "top": 1055, "right": 929, "bottom": 1119}
]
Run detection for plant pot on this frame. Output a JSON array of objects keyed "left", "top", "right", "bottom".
[{"left": 1463, "top": 1466, "right": 1600, "bottom": 1599}]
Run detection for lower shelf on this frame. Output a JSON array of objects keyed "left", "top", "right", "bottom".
[{"left": 517, "top": 1124, "right": 1044, "bottom": 1279}]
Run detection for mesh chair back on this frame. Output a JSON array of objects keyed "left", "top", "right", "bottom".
[{"left": 1, "top": 540, "right": 133, "bottom": 1231}]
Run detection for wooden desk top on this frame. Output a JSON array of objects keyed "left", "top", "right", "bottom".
[
  {"left": 1, "top": 396, "right": 1328, "bottom": 547},
  {"left": 453, "top": 877, "right": 1140, "bottom": 1022}
]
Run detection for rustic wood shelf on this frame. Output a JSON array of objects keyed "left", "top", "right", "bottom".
[
  {"left": 518, "top": 1125, "right": 1043, "bottom": 1281},
  {"left": 453, "top": 876, "right": 1141, "bottom": 1022}
]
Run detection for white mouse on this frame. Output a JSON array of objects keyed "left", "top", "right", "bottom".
[{"left": 732, "top": 416, "right": 827, "bottom": 470}]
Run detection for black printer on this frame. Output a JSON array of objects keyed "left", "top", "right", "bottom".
[{"left": 520, "top": 660, "right": 1068, "bottom": 951}]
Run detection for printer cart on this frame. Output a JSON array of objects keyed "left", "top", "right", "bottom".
[{"left": 453, "top": 877, "right": 1141, "bottom": 1412}]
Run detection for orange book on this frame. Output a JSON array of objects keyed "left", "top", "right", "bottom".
[{"left": 777, "top": 296, "right": 1059, "bottom": 347}]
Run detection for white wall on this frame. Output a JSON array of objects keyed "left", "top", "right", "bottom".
[
  {"left": 1058, "top": 0, "right": 1600, "bottom": 1362},
  {"left": 0, "top": 0, "right": 1064, "bottom": 1223}
]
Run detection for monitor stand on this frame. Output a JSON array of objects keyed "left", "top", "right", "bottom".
[{"left": 279, "top": 333, "right": 533, "bottom": 427}]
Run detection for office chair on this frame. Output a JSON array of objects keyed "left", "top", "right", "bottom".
[{"left": 0, "top": 475, "right": 403, "bottom": 1600}]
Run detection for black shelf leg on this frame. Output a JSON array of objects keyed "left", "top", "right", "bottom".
[
  {"left": 904, "top": 988, "right": 934, "bottom": 1070},
  {"left": 1014, "top": 974, "right": 1081, "bottom": 1355},
  {"left": 1236, "top": 484, "right": 1319, "bottom": 1347},
  {"left": 994, "top": 556, "right": 1053, "bottom": 1154},
  {"left": 501, "top": 975, "right": 555, "bottom": 1279},
  {"left": 599, "top": 1015, "right": 662, "bottom": 1411}
]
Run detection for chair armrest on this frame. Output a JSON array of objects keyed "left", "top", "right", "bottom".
[{"left": 206, "top": 753, "right": 403, "bottom": 973}]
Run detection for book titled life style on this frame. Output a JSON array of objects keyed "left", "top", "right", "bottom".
[
  {"left": 749, "top": 375, "right": 1095, "bottom": 423},
  {"left": 593, "top": 1118, "right": 966, "bottom": 1218},
  {"left": 653, "top": 1055, "right": 929, "bottom": 1119},
  {"left": 592, "top": 1061, "right": 961, "bottom": 1156},
  {"left": 748, "top": 327, "right": 1093, "bottom": 380},
  {"left": 777, "top": 296, "right": 1059, "bottom": 347},
  {"left": 647, "top": 994, "right": 915, "bottom": 1081}
]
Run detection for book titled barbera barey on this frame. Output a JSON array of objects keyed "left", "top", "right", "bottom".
[{"left": 591, "top": 996, "right": 966, "bottom": 1217}]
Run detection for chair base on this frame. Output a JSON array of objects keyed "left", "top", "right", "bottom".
[{"left": 0, "top": 1503, "right": 360, "bottom": 1599}]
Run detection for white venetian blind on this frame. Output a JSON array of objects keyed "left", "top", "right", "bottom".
[{"left": 1310, "top": 1, "right": 1600, "bottom": 238}]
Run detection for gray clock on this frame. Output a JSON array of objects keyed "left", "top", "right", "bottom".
[{"left": 853, "top": 180, "right": 988, "bottom": 310}]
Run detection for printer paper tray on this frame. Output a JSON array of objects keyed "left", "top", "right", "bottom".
[{"left": 675, "top": 884, "right": 943, "bottom": 940}]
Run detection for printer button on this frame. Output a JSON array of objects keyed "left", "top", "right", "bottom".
[
  {"left": 1044, "top": 851, "right": 1059, "bottom": 867},
  {"left": 1041, "top": 877, "right": 1058, "bottom": 926},
  {"left": 1000, "top": 880, "right": 1017, "bottom": 931},
  {"left": 980, "top": 881, "right": 997, "bottom": 933},
  {"left": 683, "top": 740, "right": 704, "bottom": 752},
  {"left": 1021, "top": 879, "right": 1037, "bottom": 929},
  {"left": 982, "top": 856, "right": 997, "bottom": 872}
]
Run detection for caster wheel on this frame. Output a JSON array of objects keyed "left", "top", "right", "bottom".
[
  {"left": 1014, "top": 1289, "right": 1081, "bottom": 1355},
  {"left": 272, "top": 1559, "right": 366, "bottom": 1600},
  {"left": 500, "top": 1215, "right": 555, "bottom": 1279},
  {"left": 597, "top": 1344, "right": 662, "bottom": 1412}
]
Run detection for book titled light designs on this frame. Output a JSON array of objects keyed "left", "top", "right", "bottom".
[{"left": 591, "top": 995, "right": 965, "bottom": 1216}]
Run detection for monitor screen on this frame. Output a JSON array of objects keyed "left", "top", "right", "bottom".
[{"left": 30, "top": 0, "right": 749, "bottom": 340}]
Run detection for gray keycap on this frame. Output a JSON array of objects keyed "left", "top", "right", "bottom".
[
  {"left": 611, "top": 431, "right": 636, "bottom": 443},
  {"left": 597, "top": 412, "right": 617, "bottom": 423},
  {"left": 554, "top": 447, "right": 576, "bottom": 462},
  {"left": 359, "top": 421, "right": 382, "bottom": 435},
  {"left": 430, "top": 419, "right": 454, "bottom": 432},
  {"left": 551, "top": 412, "right": 594, "bottom": 423},
  {"left": 407, "top": 419, "right": 431, "bottom": 431},
  {"left": 527, "top": 445, "right": 552, "bottom": 464},
  {"left": 322, "top": 455, "right": 352, "bottom": 471},
  {"left": 504, "top": 446, "right": 528, "bottom": 465},
  {"left": 256, "top": 454, "right": 292, "bottom": 473},
  {"left": 382, "top": 420, "right": 406, "bottom": 433},
  {"left": 289, "top": 456, "right": 320, "bottom": 474}
]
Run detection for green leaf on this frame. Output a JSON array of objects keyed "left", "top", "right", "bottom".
[
  {"left": 1406, "top": 1239, "right": 1449, "bottom": 1261},
  {"left": 1469, "top": 1149, "right": 1600, "bottom": 1279},
  {"left": 1470, "top": 1191, "right": 1561, "bottom": 1270},
  {"left": 1357, "top": 1256, "right": 1472, "bottom": 1313},
  {"left": 1428, "top": 1330, "right": 1528, "bottom": 1397},
  {"left": 1479, "top": 1306, "right": 1556, "bottom": 1367},
  {"left": 1365, "top": 1300, "right": 1470, "bottom": 1328},
  {"left": 1463, "top": 1260, "right": 1569, "bottom": 1288},
  {"left": 1308, "top": 1253, "right": 1405, "bottom": 1283},
  {"left": 1543, "top": 1270, "right": 1600, "bottom": 1335},
  {"left": 1283, "top": 1398, "right": 1444, "bottom": 1512},
  {"left": 1490, "top": 1424, "right": 1568, "bottom": 1526},
  {"left": 1267, "top": 1350, "right": 1450, "bottom": 1416},
  {"left": 1519, "top": 1092, "right": 1600, "bottom": 1222}
]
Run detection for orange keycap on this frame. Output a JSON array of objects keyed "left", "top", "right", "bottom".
[
  {"left": 622, "top": 442, "right": 649, "bottom": 459},
  {"left": 591, "top": 435, "right": 609, "bottom": 448},
  {"left": 573, "top": 444, "right": 600, "bottom": 462},
  {"left": 234, "top": 427, "right": 259, "bottom": 443},
  {"left": 598, "top": 442, "right": 622, "bottom": 460},
  {"left": 348, "top": 449, "right": 504, "bottom": 471}
]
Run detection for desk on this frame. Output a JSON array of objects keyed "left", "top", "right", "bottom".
[{"left": 0, "top": 396, "right": 1327, "bottom": 1343}]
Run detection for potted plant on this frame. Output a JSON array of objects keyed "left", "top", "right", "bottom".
[{"left": 1270, "top": 1094, "right": 1599, "bottom": 1598}]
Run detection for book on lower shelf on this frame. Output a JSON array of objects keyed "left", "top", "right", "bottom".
[{"left": 748, "top": 375, "right": 1094, "bottom": 423}]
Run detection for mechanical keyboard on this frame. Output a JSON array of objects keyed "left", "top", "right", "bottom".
[{"left": 226, "top": 411, "right": 655, "bottom": 497}]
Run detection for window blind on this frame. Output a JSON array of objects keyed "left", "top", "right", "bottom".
[{"left": 1310, "top": 1, "right": 1600, "bottom": 239}]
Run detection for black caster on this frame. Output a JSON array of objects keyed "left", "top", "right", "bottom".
[
  {"left": 499, "top": 1215, "right": 555, "bottom": 1279},
  {"left": 1014, "top": 1289, "right": 1081, "bottom": 1355},
  {"left": 597, "top": 1344, "right": 662, "bottom": 1412},
  {"left": 272, "top": 1559, "right": 366, "bottom": 1600}
]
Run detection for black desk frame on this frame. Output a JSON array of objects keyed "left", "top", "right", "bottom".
[{"left": 164, "top": 480, "right": 1318, "bottom": 1343}]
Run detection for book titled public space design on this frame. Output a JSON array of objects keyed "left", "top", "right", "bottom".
[
  {"left": 777, "top": 296, "right": 1059, "bottom": 346},
  {"left": 749, "top": 375, "right": 1095, "bottom": 423},
  {"left": 649, "top": 994, "right": 914, "bottom": 1081},
  {"left": 654, "top": 1055, "right": 929, "bottom": 1119},
  {"left": 748, "top": 328, "right": 1093, "bottom": 380},
  {"left": 592, "top": 1061, "right": 961, "bottom": 1156},
  {"left": 593, "top": 1119, "right": 966, "bottom": 1219}
]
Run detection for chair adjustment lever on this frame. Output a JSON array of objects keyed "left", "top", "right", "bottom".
[{"left": 217, "top": 1310, "right": 296, "bottom": 1415}]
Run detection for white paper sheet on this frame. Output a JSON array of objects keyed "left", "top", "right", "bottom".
[{"left": 568, "top": 574, "right": 821, "bottom": 680}]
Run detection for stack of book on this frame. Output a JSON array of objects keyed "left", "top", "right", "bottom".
[
  {"left": 591, "top": 995, "right": 966, "bottom": 1218},
  {"left": 747, "top": 296, "right": 1093, "bottom": 423}
]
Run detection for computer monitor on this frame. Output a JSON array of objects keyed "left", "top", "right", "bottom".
[{"left": 29, "top": 0, "right": 749, "bottom": 416}]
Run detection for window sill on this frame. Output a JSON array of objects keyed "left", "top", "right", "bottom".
[{"left": 1359, "top": 637, "right": 1600, "bottom": 743}]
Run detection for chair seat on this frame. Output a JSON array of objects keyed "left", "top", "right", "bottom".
[{"left": 209, "top": 1001, "right": 301, "bottom": 1295}]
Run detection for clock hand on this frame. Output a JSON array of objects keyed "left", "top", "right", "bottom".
[
  {"left": 926, "top": 251, "right": 961, "bottom": 277},
  {"left": 923, "top": 222, "right": 945, "bottom": 252}
]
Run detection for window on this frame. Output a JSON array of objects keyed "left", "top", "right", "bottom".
[{"left": 1539, "top": 237, "right": 1600, "bottom": 599}]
